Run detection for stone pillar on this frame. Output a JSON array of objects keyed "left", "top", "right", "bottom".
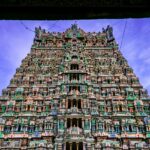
[
  {"left": 66, "top": 99, "right": 67, "bottom": 109},
  {"left": 81, "top": 100, "right": 83, "bottom": 109},
  {"left": 91, "top": 144, "right": 95, "bottom": 150},
  {"left": 77, "top": 143, "right": 79, "bottom": 150},
  {"left": 70, "top": 143, "right": 72, "bottom": 150},
  {"left": 96, "top": 121, "right": 98, "bottom": 131},
  {"left": 136, "top": 125, "right": 138, "bottom": 133},
  {"left": 58, "top": 119, "right": 59, "bottom": 129},
  {"left": 82, "top": 119, "right": 84, "bottom": 129},
  {"left": 64, "top": 143, "right": 66, "bottom": 150},
  {"left": 65, "top": 118, "right": 67, "bottom": 129},
  {"left": 77, "top": 119, "right": 79, "bottom": 127},
  {"left": 89, "top": 120, "right": 91, "bottom": 130},
  {"left": 83, "top": 142, "right": 86, "bottom": 150}
]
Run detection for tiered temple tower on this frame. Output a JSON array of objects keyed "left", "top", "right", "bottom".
[{"left": 0, "top": 24, "right": 150, "bottom": 150}]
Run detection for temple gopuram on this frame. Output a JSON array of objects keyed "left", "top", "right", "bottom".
[{"left": 0, "top": 24, "right": 150, "bottom": 150}]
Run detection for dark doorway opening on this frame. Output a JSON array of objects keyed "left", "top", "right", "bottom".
[
  {"left": 79, "top": 118, "right": 82, "bottom": 128},
  {"left": 67, "top": 118, "right": 71, "bottom": 128},
  {"left": 72, "top": 118, "right": 77, "bottom": 126},
  {"left": 129, "top": 125, "right": 132, "bottom": 132},
  {"left": 72, "top": 142, "right": 77, "bottom": 150},
  {"left": 78, "top": 99, "right": 81, "bottom": 109},
  {"left": 79, "top": 142, "right": 83, "bottom": 150},
  {"left": 68, "top": 100, "right": 71, "bottom": 108},
  {"left": 73, "top": 99, "right": 76, "bottom": 107},
  {"left": 66, "top": 142, "right": 70, "bottom": 150}
]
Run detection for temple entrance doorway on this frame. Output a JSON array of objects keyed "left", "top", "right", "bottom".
[
  {"left": 66, "top": 142, "right": 83, "bottom": 150},
  {"left": 72, "top": 142, "right": 76, "bottom": 150},
  {"left": 79, "top": 142, "right": 83, "bottom": 150}
]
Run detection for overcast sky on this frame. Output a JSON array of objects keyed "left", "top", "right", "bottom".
[{"left": 0, "top": 19, "right": 150, "bottom": 95}]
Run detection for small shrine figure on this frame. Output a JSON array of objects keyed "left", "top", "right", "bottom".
[
  {"left": 106, "top": 25, "right": 114, "bottom": 41},
  {"left": 72, "top": 124, "right": 77, "bottom": 132},
  {"left": 35, "top": 26, "right": 42, "bottom": 39},
  {"left": 72, "top": 105, "right": 77, "bottom": 112}
]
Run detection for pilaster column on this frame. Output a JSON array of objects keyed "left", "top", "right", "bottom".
[
  {"left": 81, "top": 100, "right": 83, "bottom": 109},
  {"left": 77, "top": 143, "right": 79, "bottom": 150},
  {"left": 82, "top": 119, "right": 84, "bottom": 128},
  {"left": 66, "top": 99, "right": 67, "bottom": 109},
  {"left": 69, "top": 143, "right": 72, "bottom": 150},
  {"left": 96, "top": 121, "right": 98, "bottom": 131},
  {"left": 83, "top": 142, "right": 86, "bottom": 150},
  {"left": 65, "top": 118, "right": 67, "bottom": 129},
  {"left": 90, "top": 120, "right": 91, "bottom": 129},
  {"left": 136, "top": 126, "right": 138, "bottom": 133},
  {"left": 58, "top": 120, "right": 59, "bottom": 129},
  {"left": 64, "top": 143, "right": 66, "bottom": 150}
]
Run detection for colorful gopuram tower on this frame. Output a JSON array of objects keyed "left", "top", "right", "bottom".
[{"left": 0, "top": 24, "right": 150, "bottom": 150}]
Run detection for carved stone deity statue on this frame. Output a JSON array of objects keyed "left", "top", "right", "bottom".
[
  {"left": 35, "top": 26, "right": 42, "bottom": 39},
  {"left": 106, "top": 25, "right": 114, "bottom": 41}
]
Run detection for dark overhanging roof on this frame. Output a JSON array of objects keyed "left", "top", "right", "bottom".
[{"left": 0, "top": 0, "right": 150, "bottom": 19}]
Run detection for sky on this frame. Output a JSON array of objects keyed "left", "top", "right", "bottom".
[{"left": 0, "top": 19, "right": 150, "bottom": 95}]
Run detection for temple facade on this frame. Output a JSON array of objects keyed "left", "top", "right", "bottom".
[{"left": 0, "top": 24, "right": 150, "bottom": 150}]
